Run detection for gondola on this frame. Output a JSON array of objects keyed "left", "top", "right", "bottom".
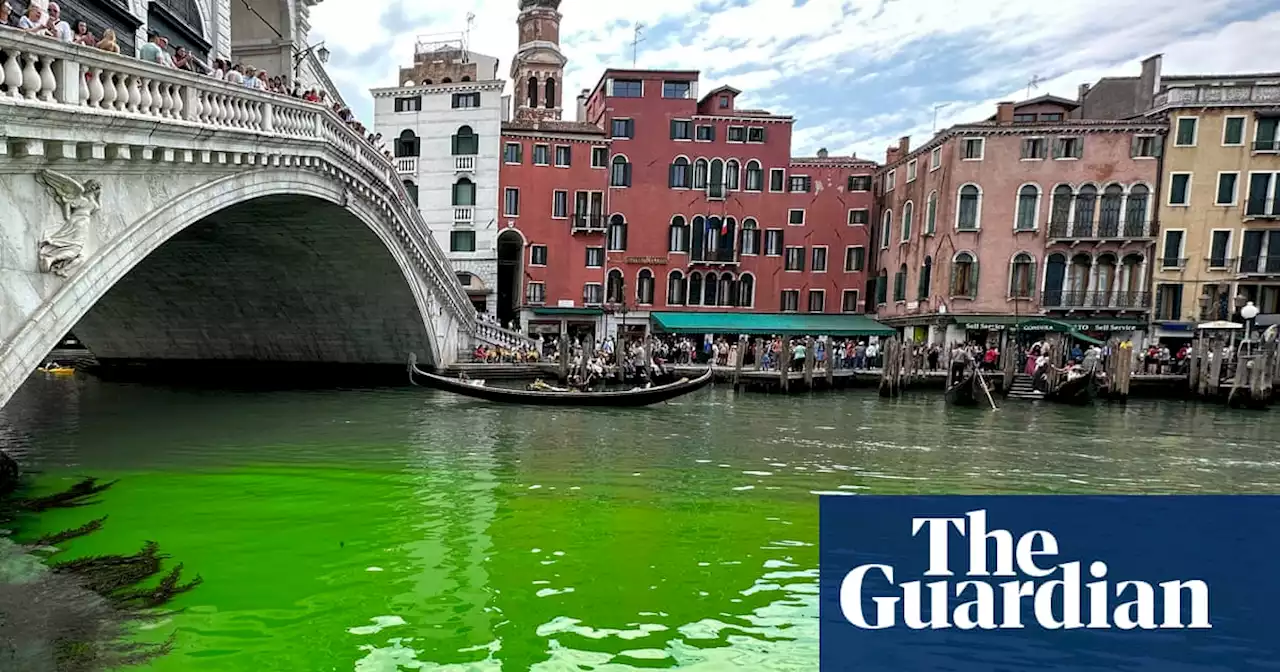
[
  {"left": 407, "top": 354, "right": 713, "bottom": 407},
  {"left": 1044, "top": 371, "right": 1101, "bottom": 405},
  {"left": 944, "top": 368, "right": 983, "bottom": 407}
]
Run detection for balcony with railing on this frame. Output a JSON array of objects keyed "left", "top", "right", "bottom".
[
  {"left": 1204, "top": 256, "right": 1239, "bottom": 272},
  {"left": 689, "top": 246, "right": 739, "bottom": 266},
  {"left": 571, "top": 213, "right": 605, "bottom": 233},
  {"left": 1159, "top": 257, "right": 1189, "bottom": 271},
  {"left": 1152, "top": 84, "right": 1280, "bottom": 110},
  {"left": 1047, "top": 217, "right": 1157, "bottom": 242},
  {"left": 395, "top": 156, "right": 418, "bottom": 174},
  {"left": 1254, "top": 139, "right": 1280, "bottom": 153},
  {"left": 1041, "top": 290, "right": 1152, "bottom": 310},
  {"left": 453, "top": 207, "right": 473, "bottom": 224},
  {"left": 1238, "top": 255, "right": 1280, "bottom": 275},
  {"left": 455, "top": 155, "right": 475, "bottom": 172}
]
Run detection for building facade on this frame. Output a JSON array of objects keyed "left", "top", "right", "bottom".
[
  {"left": 372, "top": 38, "right": 505, "bottom": 314},
  {"left": 873, "top": 97, "right": 1165, "bottom": 346}
]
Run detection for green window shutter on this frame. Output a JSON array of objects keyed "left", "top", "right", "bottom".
[
  {"left": 968, "top": 260, "right": 981, "bottom": 298},
  {"left": 950, "top": 264, "right": 959, "bottom": 296},
  {"left": 1028, "top": 262, "right": 1036, "bottom": 298},
  {"left": 450, "top": 135, "right": 459, "bottom": 155}
]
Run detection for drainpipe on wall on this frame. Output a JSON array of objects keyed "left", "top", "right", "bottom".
[{"left": 1148, "top": 125, "right": 1168, "bottom": 343}]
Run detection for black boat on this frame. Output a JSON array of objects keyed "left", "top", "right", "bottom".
[
  {"left": 408, "top": 354, "right": 713, "bottom": 407},
  {"left": 1044, "top": 371, "right": 1101, "bottom": 405},
  {"left": 945, "top": 368, "right": 983, "bottom": 407}
]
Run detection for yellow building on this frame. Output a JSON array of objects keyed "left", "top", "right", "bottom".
[{"left": 1148, "top": 72, "right": 1280, "bottom": 340}]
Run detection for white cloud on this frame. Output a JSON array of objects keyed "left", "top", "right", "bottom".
[{"left": 307, "top": 0, "right": 1280, "bottom": 160}]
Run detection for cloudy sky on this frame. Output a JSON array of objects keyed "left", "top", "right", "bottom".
[{"left": 310, "top": 0, "right": 1280, "bottom": 161}]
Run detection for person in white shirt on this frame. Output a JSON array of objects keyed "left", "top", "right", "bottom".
[{"left": 46, "top": 2, "right": 71, "bottom": 42}]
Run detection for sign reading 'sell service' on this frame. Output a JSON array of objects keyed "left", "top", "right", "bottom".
[{"left": 818, "top": 496, "right": 1280, "bottom": 671}]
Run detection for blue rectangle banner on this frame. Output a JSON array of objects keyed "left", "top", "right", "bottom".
[{"left": 819, "top": 495, "right": 1280, "bottom": 671}]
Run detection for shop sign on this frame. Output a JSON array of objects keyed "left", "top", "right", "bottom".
[{"left": 623, "top": 256, "right": 668, "bottom": 265}]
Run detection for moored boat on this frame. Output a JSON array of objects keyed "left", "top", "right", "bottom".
[
  {"left": 944, "top": 369, "right": 983, "bottom": 407},
  {"left": 1044, "top": 371, "right": 1102, "bottom": 405}
]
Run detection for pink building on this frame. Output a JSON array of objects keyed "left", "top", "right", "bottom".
[{"left": 872, "top": 97, "right": 1167, "bottom": 345}]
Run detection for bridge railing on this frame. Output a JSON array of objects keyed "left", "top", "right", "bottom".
[{"left": 0, "top": 31, "right": 477, "bottom": 339}]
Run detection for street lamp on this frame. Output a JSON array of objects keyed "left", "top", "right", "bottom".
[
  {"left": 1241, "top": 300, "right": 1259, "bottom": 343},
  {"left": 292, "top": 41, "right": 329, "bottom": 80}
]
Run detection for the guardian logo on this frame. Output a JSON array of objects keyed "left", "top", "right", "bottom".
[{"left": 840, "top": 509, "right": 1212, "bottom": 631}]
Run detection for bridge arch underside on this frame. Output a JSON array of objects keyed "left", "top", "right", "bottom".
[{"left": 70, "top": 194, "right": 435, "bottom": 381}]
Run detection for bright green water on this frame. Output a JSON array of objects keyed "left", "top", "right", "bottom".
[{"left": 2, "top": 375, "right": 1278, "bottom": 671}]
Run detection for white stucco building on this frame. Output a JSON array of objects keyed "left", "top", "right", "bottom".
[{"left": 372, "top": 37, "right": 505, "bottom": 315}]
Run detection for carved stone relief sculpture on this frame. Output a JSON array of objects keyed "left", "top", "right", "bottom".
[{"left": 36, "top": 169, "right": 101, "bottom": 278}]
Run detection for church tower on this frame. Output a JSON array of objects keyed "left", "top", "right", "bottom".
[{"left": 510, "top": 0, "right": 567, "bottom": 122}]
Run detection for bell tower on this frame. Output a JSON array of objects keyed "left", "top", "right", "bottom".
[{"left": 510, "top": 0, "right": 567, "bottom": 122}]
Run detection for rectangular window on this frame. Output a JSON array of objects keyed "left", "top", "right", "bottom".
[
  {"left": 1175, "top": 117, "right": 1198, "bottom": 146},
  {"left": 906, "top": 159, "right": 918, "bottom": 181},
  {"left": 503, "top": 142, "right": 522, "bottom": 164},
  {"left": 611, "top": 79, "right": 643, "bottom": 97},
  {"left": 1216, "top": 172, "right": 1239, "bottom": 206},
  {"left": 886, "top": 170, "right": 897, "bottom": 191},
  {"left": 769, "top": 168, "right": 785, "bottom": 192},
  {"left": 533, "top": 144, "right": 550, "bottom": 165},
  {"left": 1168, "top": 173, "right": 1191, "bottom": 206},
  {"left": 784, "top": 246, "right": 804, "bottom": 271},
  {"left": 1131, "top": 135, "right": 1159, "bottom": 158},
  {"left": 848, "top": 209, "right": 869, "bottom": 225},
  {"left": 842, "top": 289, "right": 860, "bottom": 313},
  {"left": 811, "top": 247, "right": 827, "bottom": 272},
  {"left": 450, "top": 230, "right": 475, "bottom": 252},
  {"left": 844, "top": 246, "right": 865, "bottom": 272},
  {"left": 525, "top": 282, "right": 546, "bottom": 305},
  {"left": 1021, "top": 137, "right": 1046, "bottom": 160},
  {"left": 780, "top": 290, "right": 799, "bottom": 312},
  {"left": 610, "top": 118, "right": 634, "bottom": 139},
  {"left": 1162, "top": 230, "right": 1185, "bottom": 268},
  {"left": 1040, "top": 112, "right": 1063, "bottom": 121},
  {"left": 788, "top": 209, "right": 805, "bottom": 226},
  {"left": 1208, "top": 230, "right": 1231, "bottom": 269},
  {"left": 1053, "top": 136, "right": 1083, "bottom": 159},
  {"left": 747, "top": 127, "right": 766, "bottom": 143},
  {"left": 727, "top": 126, "right": 746, "bottom": 142},
  {"left": 530, "top": 244, "right": 548, "bottom": 266},
  {"left": 451, "top": 92, "right": 480, "bottom": 109},
  {"left": 1013, "top": 113, "right": 1036, "bottom": 123},
  {"left": 591, "top": 146, "right": 607, "bottom": 168},
  {"left": 962, "top": 137, "right": 984, "bottom": 160},
  {"left": 764, "top": 229, "right": 784, "bottom": 256},
  {"left": 847, "top": 175, "right": 872, "bottom": 191},
  {"left": 662, "top": 80, "right": 691, "bottom": 98},
  {"left": 552, "top": 190, "right": 568, "bottom": 218},
  {"left": 504, "top": 187, "right": 520, "bottom": 216},
  {"left": 695, "top": 125, "right": 715, "bottom": 141},
  {"left": 1246, "top": 172, "right": 1280, "bottom": 216},
  {"left": 585, "top": 247, "right": 604, "bottom": 268},
  {"left": 670, "top": 119, "right": 692, "bottom": 140},
  {"left": 1155, "top": 283, "right": 1183, "bottom": 321},
  {"left": 1256, "top": 117, "right": 1280, "bottom": 152},
  {"left": 394, "top": 96, "right": 421, "bottom": 112},
  {"left": 1223, "top": 116, "right": 1246, "bottom": 146},
  {"left": 584, "top": 283, "right": 604, "bottom": 305},
  {"left": 719, "top": 95, "right": 730, "bottom": 108},
  {"left": 930, "top": 147, "right": 941, "bottom": 170},
  {"left": 788, "top": 176, "right": 811, "bottom": 193},
  {"left": 807, "top": 290, "right": 825, "bottom": 313},
  {"left": 554, "top": 145, "right": 571, "bottom": 167}
]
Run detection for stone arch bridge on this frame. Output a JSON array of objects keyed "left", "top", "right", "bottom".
[{"left": 0, "top": 32, "right": 529, "bottom": 408}]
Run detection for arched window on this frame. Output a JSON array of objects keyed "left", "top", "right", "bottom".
[
  {"left": 460, "top": 76, "right": 471, "bottom": 82},
  {"left": 606, "top": 269, "right": 625, "bottom": 303},
  {"left": 704, "top": 271, "right": 719, "bottom": 306},
  {"left": 726, "top": 160, "right": 740, "bottom": 190},
  {"left": 452, "top": 125, "right": 478, "bottom": 155},
  {"left": 667, "top": 270, "right": 687, "bottom": 306},
  {"left": 918, "top": 256, "right": 932, "bottom": 300},
  {"left": 544, "top": 77, "right": 557, "bottom": 109},
  {"left": 1015, "top": 184, "right": 1040, "bottom": 231},
  {"left": 441, "top": 77, "right": 452, "bottom": 83},
  {"left": 951, "top": 252, "right": 978, "bottom": 297},
  {"left": 690, "top": 216, "right": 706, "bottom": 258},
  {"left": 526, "top": 76, "right": 538, "bottom": 108},
  {"left": 693, "top": 159, "right": 709, "bottom": 189},
  {"left": 718, "top": 273, "right": 734, "bottom": 306},
  {"left": 879, "top": 210, "right": 893, "bottom": 249},
  {"left": 1099, "top": 184, "right": 1124, "bottom": 236},
  {"left": 704, "top": 217, "right": 722, "bottom": 260},
  {"left": 1073, "top": 185, "right": 1098, "bottom": 236},
  {"left": 1068, "top": 253, "right": 1092, "bottom": 306},
  {"left": 607, "top": 214, "right": 627, "bottom": 250},
  {"left": 740, "top": 218, "right": 760, "bottom": 256},
  {"left": 1125, "top": 185, "right": 1150, "bottom": 237},
  {"left": 901, "top": 201, "right": 914, "bottom": 242},
  {"left": 422, "top": 79, "right": 433, "bottom": 85},
  {"left": 708, "top": 159, "right": 725, "bottom": 198},
  {"left": 669, "top": 157, "right": 691, "bottom": 188},
  {"left": 1049, "top": 184, "right": 1073, "bottom": 236},
  {"left": 611, "top": 155, "right": 632, "bottom": 187},
  {"left": 394, "top": 129, "right": 419, "bottom": 157},
  {"left": 925, "top": 191, "right": 938, "bottom": 235},
  {"left": 669, "top": 215, "right": 690, "bottom": 252},
  {"left": 744, "top": 160, "right": 763, "bottom": 191},
  {"left": 451, "top": 178, "right": 475, "bottom": 206},
  {"left": 1009, "top": 252, "right": 1035, "bottom": 298},
  {"left": 637, "top": 269, "right": 654, "bottom": 305},
  {"left": 403, "top": 180, "right": 418, "bottom": 206},
  {"left": 893, "top": 263, "right": 908, "bottom": 302},
  {"left": 1043, "top": 252, "right": 1067, "bottom": 307},
  {"left": 718, "top": 217, "right": 737, "bottom": 261},
  {"left": 688, "top": 272, "right": 703, "bottom": 306},
  {"left": 956, "top": 184, "right": 981, "bottom": 230},
  {"left": 736, "top": 273, "right": 755, "bottom": 307},
  {"left": 1095, "top": 253, "right": 1118, "bottom": 306}
]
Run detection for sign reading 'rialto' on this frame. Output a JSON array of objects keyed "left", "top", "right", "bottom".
[{"left": 819, "top": 496, "right": 1280, "bottom": 671}]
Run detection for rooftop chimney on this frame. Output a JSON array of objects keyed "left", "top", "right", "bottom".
[
  {"left": 1139, "top": 53, "right": 1163, "bottom": 113},
  {"left": 996, "top": 101, "right": 1015, "bottom": 124},
  {"left": 885, "top": 145, "right": 902, "bottom": 165},
  {"left": 576, "top": 88, "right": 589, "bottom": 123},
  {"left": 898, "top": 136, "right": 910, "bottom": 154},
  {"left": 1078, "top": 83, "right": 1091, "bottom": 101},
  {"left": 817, "top": 147, "right": 829, "bottom": 159}
]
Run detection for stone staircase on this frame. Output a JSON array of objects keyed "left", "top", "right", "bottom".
[
  {"left": 472, "top": 321, "right": 538, "bottom": 352},
  {"left": 1006, "top": 373, "right": 1045, "bottom": 400}
]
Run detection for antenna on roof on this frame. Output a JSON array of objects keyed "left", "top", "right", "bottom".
[
  {"left": 1025, "top": 74, "right": 1042, "bottom": 100},
  {"left": 631, "top": 22, "right": 646, "bottom": 67},
  {"left": 932, "top": 103, "right": 946, "bottom": 133}
]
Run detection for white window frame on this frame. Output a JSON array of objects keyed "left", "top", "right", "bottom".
[
  {"left": 503, "top": 187, "right": 520, "bottom": 217},
  {"left": 552, "top": 189, "right": 569, "bottom": 219},
  {"left": 930, "top": 146, "right": 942, "bottom": 171},
  {"left": 764, "top": 229, "right": 784, "bottom": 256},
  {"left": 1245, "top": 170, "right": 1280, "bottom": 217},
  {"left": 844, "top": 245, "right": 865, "bottom": 272},
  {"left": 780, "top": 289, "right": 800, "bottom": 313},
  {"left": 769, "top": 168, "right": 786, "bottom": 192},
  {"left": 811, "top": 245, "right": 828, "bottom": 273},
  {"left": 1161, "top": 228, "right": 1186, "bottom": 269},
  {"left": 583, "top": 282, "right": 604, "bottom": 306},
  {"left": 784, "top": 246, "right": 805, "bottom": 272},
  {"left": 525, "top": 281, "right": 546, "bottom": 305},
  {"left": 955, "top": 183, "right": 983, "bottom": 231},
  {"left": 1215, "top": 171, "right": 1240, "bottom": 206},
  {"left": 529, "top": 244, "right": 548, "bottom": 267},
  {"left": 788, "top": 208, "right": 806, "bottom": 226},
  {"left": 906, "top": 159, "right": 918, "bottom": 182},
  {"left": 585, "top": 246, "right": 604, "bottom": 268},
  {"left": 503, "top": 141, "right": 521, "bottom": 164},
  {"left": 841, "top": 289, "right": 861, "bottom": 313},
  {"left": 1174, "top": 116, "right": 1199, "bottom": 147},
  {"left": 1132, "top": 134, "right": 1159, "bottom": 159},
  {"left": 900, "top": 201, "right": 914, "bottom": 242},
  {"left": 847, "top": 208, "right": 868, "bottom": 226},
  {"left": 1167, "top": 172, "right": 1193, "bottom": 207},
  {"left": 807, "top": 289, "right": 825, "bottom": 313},
  {"left": 610, "top": 117, "right": 634, "bottom": 140},
  {"left": 886, "top": 169, "right": 896, "bottom": 191},
  {"left": 1013, "top": 183, "right": 1041, "bottom": 231},
  {"left": 1021, "top": 136, "right": 1046, "bottom": 161},
  {"left": 727, "top": 126, "right": 746, "bottom": 143},
  {"left": 554, "top": 144, "right": 571, "bottom": 168},
  {"left": 591, "top": 146, "right": 608, "bottom": 168},
  {"left": 1207, "top": 229, "right": 1233, "bottom": 270},
  {"left": 533, "top": 143, "right": 550, "bottom": 166},
  {"left": 1222, "top": 116, "right": 1248, "bottom": 147},
  {"left": 961, "top": 137, "right": 985, "bottom": 161}
]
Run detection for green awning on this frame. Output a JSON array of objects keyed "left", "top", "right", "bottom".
[
  {"left": 952, "top": 315, "right": 1020, "bottom": 329},
  {"left": 1020, "top": 318, "right": 1108, "bottom": 346},
  {"left": 530, "top": 307, "right": 603, "bottom": 316},
  {"left": 650, "top": 312, "right": 895, "bottom": 337}
]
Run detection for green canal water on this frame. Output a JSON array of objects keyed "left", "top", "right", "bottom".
[{"left": 2, "top": 375, "right": 1278, "bottom": 671}]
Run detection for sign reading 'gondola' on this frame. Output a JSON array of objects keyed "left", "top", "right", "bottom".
[{"left": 818, "top": 496, "right": 1280, "bottom": 671}]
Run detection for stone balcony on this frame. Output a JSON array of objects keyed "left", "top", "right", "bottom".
[
  {"left": 1042, "top": 290, "right": 1152, "bottom": 310},
  {"left": 1046, "top": 219, "right": 1157, "bottom": 243},
  {"left": 1152, "top": 84, "right": 1280, "bottom": 110},
  {"left": 395, "top": 156, "right": 418, "bottom": 174}
]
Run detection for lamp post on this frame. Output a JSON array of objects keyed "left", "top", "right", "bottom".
[
  {"left": 292, "top": 41, "right": 330, "bottom": 82},
  {"left": 1241, "top": 300, "right": 1259, "bottom": 345}
]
